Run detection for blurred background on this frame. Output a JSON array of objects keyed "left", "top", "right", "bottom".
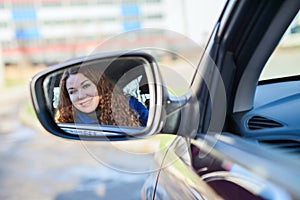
[{"left": 0, "top": 0, "right": 299, "bottom": 199}]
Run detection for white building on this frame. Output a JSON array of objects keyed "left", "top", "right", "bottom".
[{"left": 0, "top": 0, "right": 224, "bottom": 65}]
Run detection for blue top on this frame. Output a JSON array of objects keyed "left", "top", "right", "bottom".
[
  {"left": 75, "top": 110, "right": 98, "bottom": 124},
  {"left": 128, "top": 96, "right": 149, "bottom": 126},
  {"left": 74, "top": 96, "right": 149, "bottom": 126}
]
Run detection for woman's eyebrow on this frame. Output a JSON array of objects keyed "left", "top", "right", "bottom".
[
  {"left": 67, "top": 87, "right": 75, "bottom": 91},
  {"left": 80, "top": 80, "right": 89, "bottom": 86},
  {"left": 67, "top": 79, "right": 90, "bottom": 91}
]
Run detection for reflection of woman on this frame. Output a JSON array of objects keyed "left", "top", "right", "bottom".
[{"left": 54, "top": 66, "right": 145, "bottom": 127}]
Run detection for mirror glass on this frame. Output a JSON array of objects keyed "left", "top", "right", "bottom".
[{"left": 42, "top": 56, "right": 153, "bottom": 137}]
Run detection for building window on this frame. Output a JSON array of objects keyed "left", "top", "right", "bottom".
[
  {"left": 100, "top": 17, "right": 117, "bottom": 22},
  {"left": 96, "top": 0, "right": 115, "bottom": 5},
  {"left": 144, "top": 0, "right": 161, "bottom": 3},
  {"left": 12, "top": 2, "right": 35, "bottom": 9},
  {"left": 0, "top": 22, "right": 8, "bottom": 28},
  {"left": 41, "top": 2, "right": 62, "bottom": 7},
  {"left": 70, "top": 1, "right": 88, "bottom": 6},
  {"left": 0, "top": 3, "right": 5, "bottom": 9},
  {"left": 146, "top": 14, "right": 163, "bottom": 19}
]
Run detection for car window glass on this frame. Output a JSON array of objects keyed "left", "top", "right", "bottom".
[
  {"left": 123, "top": 75, "right": 142, "bottom": 97},
  {"left": 260, "top": 11, "right": 300, "bottom": 81},
  {"left": 122, "top": 75, "right": 150, "bottom": 105}
]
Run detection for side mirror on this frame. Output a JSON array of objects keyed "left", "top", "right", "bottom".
[{"left": 30, "top": 51, "right": 165, "bottom": 141}]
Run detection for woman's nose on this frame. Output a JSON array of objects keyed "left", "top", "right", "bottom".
[{"left": 78, "top": 89, "right": 86, "bottom": 99}]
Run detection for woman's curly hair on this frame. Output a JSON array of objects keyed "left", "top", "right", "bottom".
[{"left": 54, "top": 65, "right": 139, "bottom": 127}]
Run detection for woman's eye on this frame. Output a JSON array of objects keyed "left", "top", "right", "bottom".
[
  {"left": 68, "top": 90, "right": 77, "bottom": 95},
  {"left": 82, "top": 83, "right": 91, "bottom": 89}
]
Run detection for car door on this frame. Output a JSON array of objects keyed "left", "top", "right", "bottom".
[{"left": 148, "top": 0, "right": 300, "bottom": 200}]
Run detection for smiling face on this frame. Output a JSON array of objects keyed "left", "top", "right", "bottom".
[{"left": 66, "top": 73, "right": 100, "bottom": 113}]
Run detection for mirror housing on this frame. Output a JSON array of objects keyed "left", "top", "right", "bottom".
[{"left": 30, "top": 51, "right": 166, "bottom": 141}]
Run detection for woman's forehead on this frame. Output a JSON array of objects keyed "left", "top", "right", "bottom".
[{"left": 66, "top": 73, "right": 90, "bottom": 88}]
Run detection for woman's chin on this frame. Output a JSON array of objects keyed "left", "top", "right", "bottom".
[{"left": 79, "top": 107, "right": 95, "bottom": 113}]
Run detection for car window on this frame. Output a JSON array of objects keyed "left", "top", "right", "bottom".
[
  {"left": 259, "top": 11, "right": 300, "bottom": 81},
  {"left": 122, "top": 75, "right": 143, "bottom": 98},
  {"left": 122, "top": 75, "right": 150, "bottom": 106}
]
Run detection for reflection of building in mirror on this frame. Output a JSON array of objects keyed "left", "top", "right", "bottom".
[{"left": 53, "top": 66, "right": 148, "bottom": 127}]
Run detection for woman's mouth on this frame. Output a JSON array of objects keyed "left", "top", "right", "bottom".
[{"left": 79, "top": 98, "right": 92, "bottom": 107}]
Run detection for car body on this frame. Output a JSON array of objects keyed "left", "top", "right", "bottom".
[{"left": 30, "top": 0, "right": 300, "bottom": 199}]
